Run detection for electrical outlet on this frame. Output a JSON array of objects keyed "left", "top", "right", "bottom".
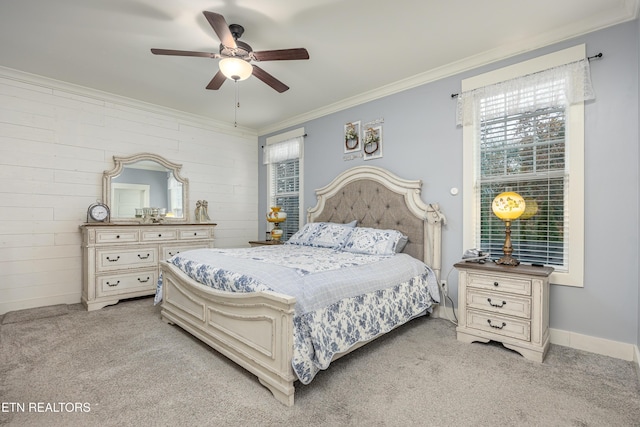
[{"left": 440, "top": 280, "right": 448, "bottom": 297}]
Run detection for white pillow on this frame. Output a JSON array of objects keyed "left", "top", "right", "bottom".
[{"left": 342, "top": 227, "right": 408, "bottom": 255}]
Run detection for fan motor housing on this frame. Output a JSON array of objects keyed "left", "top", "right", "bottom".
[{"left": 219, "top": 40, "right": 252, "bottom": 60}]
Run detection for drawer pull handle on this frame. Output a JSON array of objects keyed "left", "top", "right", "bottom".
[
  {"left": 137, "top": 277, "right": 150, "bottom": 283},
  {"left": 116, "top": 235, "right": 120, "bottom": 239},
  {"left": 106, "top": 280, "right": 120, "bottom": 287},
  {"left": 137, "top": 253, "right": 150, "bottom": 260},
  {"left": 493, "top": 281, "right": 499, "bottom": 287},
  {"left": 487, "top": 320, "right": 506, "bottom": 329},
  {"left": 487, "top": 298, "right": 506, "bottom": 308},
  {"left": 158, "top": 234, "right": 162, "bottom": 237},
  {"left": 168, "top": 251, "right": 179, "bottom": 257},
  {"left": 106, "top": 256, "right": 120, "bottom": 262},
  {"left": 194, "top": 232, "right": 198, "bottom": 236}
]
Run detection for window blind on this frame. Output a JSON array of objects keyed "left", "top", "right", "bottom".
[
  {"left": 270, "top": 159, "right": 300, "bottom": 241},
  {"left": 477, "top": 80, "right": 568, "bottom": 270}
]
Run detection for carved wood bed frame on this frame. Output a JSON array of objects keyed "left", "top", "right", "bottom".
[{"left": 159, "top": 166, "right": 446, "bottom": 406}]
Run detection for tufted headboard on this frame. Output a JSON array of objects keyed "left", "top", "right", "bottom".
[{"left": 307, "top": 166, "right": 446, "bottom": 280}]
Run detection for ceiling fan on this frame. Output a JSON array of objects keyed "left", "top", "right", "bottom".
[{"left": 151, "top": 11, "right": 309, "bottom": 93}]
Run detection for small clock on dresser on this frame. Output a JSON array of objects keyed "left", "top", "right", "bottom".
[{"left": 87, "top": 202, "right": 110, "bottom": 223}]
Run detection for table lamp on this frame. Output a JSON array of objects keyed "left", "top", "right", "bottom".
[
  {"left": 266, "top": 207, "right": 287, "bottom": 241},
  {"left": 492, "top": 191, "right": 526, "bottom": 266}
]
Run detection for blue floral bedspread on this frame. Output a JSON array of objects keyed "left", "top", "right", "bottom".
[{"left": 156, "top": 245, "right": 439, "bottom": 384}]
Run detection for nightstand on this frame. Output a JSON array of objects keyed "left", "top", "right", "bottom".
[
  {"left": 249, "top": 240, "right": 284, "bottom": 247},
  {"left": 455, "top": 262, "right": 554, "bottom": 362}
]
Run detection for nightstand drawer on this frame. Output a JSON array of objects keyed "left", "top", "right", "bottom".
[
  {"left": 466, "top": 272, "right": 532, "bottom": 296},
  {"left": 466, "top": 309, "right": 531, "bottom": 342},
  {"left": 96, "top": 247, "right": 158, "bottom": 271},
  {"left": 466, "top": 289, "right": 531, "bottom": 319}
]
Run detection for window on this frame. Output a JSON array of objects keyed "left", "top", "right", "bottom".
[
  {"left": 459, "top": 45, "right": 594, "bottom": 286},
  {"left": 270, "top": 158, "right": 300, "bottom": 240},
  {"left": 264, "top": 128, "right": 304, "bottom": 241}
]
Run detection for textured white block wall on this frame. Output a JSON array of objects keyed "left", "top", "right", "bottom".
[{"left": 0, "top": 68, "right": 258, "bottom": 314}]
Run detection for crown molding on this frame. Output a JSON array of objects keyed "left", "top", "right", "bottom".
[
  {"left": 0, "top": 66, "right": 258, "bottom": 138},
  {"left": 258, "top": 2, "right": 639, "bottom": 136}
]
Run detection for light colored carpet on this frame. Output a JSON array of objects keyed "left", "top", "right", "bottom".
[{"left": 1, "top": 297, "right": 638, "bottom": 427}]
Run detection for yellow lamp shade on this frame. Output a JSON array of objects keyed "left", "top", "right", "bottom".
[
  {"left": 266, "top": 206, "right": 287, "bottom": 223},
  {"left": 492, "top": 192, "right": 526, "bottom": 221}
]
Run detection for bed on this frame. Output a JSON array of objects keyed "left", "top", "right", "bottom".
[{"left": 157, "top": 165, "right": 446, "bottom": 406}]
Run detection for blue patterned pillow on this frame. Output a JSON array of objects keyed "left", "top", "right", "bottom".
[
  {"left": 286, "top": 223, "right": 322, "bottom": 246},
  {"left": 307, "top": 222, "right": 354, "bottom": 249},
  {"left": 286, "top": 221, "right": 356, "bottom": 247},
  {"left": 342, "top": 227, "right": 408, "bottom": 255}
]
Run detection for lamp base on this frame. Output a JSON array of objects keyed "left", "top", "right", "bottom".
[
  {"left": 270, "top": 221, "right": 284, "bottom": 241},
  {"left": 495, "top": 254, "right": 520, "bottom": 266}
]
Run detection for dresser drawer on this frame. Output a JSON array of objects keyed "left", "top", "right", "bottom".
[
  {"left": 466, "top": 309, "right": 531, "bottom": 342},
  {"left": 141, "top": 229, "right": 177, "bottom": 242},
  {"left": 161, "top": 244, "right": 210, "bottom": 260},
  {"left": 178, "top": 228, "right": 212, "bottom": 240},
  {"left": 466, "top": 289, "right": 531, "bottom": 319},
  {"left": 466, "top": 272, "right": 532, "bottom": 296},
  {"left": 96, "top": 247, "right": 158, "bottom": 272},
  {"left": 95, "top": 229, "right": 139, "bottom": 244},
  {"left": 96, "top": 270, "right": 158, "bottom": 297}
]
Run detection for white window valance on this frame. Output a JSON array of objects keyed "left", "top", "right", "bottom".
[
  {"left": 456, "top": 58, "right": 595, "bottom": 126},
  {"left": 263, "top": 137, "right": 302, "bottom": 164}
]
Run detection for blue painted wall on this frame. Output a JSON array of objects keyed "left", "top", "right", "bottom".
[{"left": 259, "top": 20, "right": 639, "bottom": 345}]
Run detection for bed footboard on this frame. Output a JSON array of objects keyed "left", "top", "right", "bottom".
[{"left": 159, "top": 261, "right": 298, "bottom": 406}]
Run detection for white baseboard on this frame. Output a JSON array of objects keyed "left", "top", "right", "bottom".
[
  {"left": 635, "top": 344, "right": 640, "bottom": 384},
  {"left": 549, "top": 328, "right": 637, "bottom": 361}
]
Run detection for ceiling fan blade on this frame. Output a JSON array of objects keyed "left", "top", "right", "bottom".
[
  {"left": 203, "top": 11, "right": 236, "bottom": 48},
  {"left": 252, "top": 48, "right": 309, "bottom": 61},
  {"left": 206, "top": 71, "right": 227, "bottom": 90},
  {"left": 252, "top": 65, "right": 289, "bottom": 93},
  {"left": 151, "top": 48, "right": 220, "bottom": 58}
]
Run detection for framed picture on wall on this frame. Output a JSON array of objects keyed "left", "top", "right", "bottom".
[
  {"left": 363, "top": 125, "right": 382, "bottom": 160},
  {"left": 344, "top": 121, "right": 361, "bottom": 153}
]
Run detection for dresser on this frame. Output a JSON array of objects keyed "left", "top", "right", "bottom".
[
  {"left": 81, "top": 224, "right": 216, "bottom": 311},
  {"left": 455, "top": 262, "right": 553, "bottom": 362}
]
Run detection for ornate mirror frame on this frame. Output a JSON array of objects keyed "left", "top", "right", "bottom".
[{"left": 103, "top": 152, "right": 190, "bottom": 223}]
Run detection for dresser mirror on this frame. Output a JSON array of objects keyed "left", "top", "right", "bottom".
[{"left": 103, "top": 153, "right": 189, "bottom": 223}]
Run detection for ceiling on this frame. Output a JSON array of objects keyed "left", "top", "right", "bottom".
[{"left": 0, "top": 1, "right": 637, "bottom": 134}]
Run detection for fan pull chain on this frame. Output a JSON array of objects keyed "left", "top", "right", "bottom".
[{"left": 234, "top": 80, "right": 240, "bottom": 127}]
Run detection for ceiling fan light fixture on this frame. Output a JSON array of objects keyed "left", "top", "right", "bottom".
[{"left": 219, "top": 57, "right": 253, "bottom": 81}]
